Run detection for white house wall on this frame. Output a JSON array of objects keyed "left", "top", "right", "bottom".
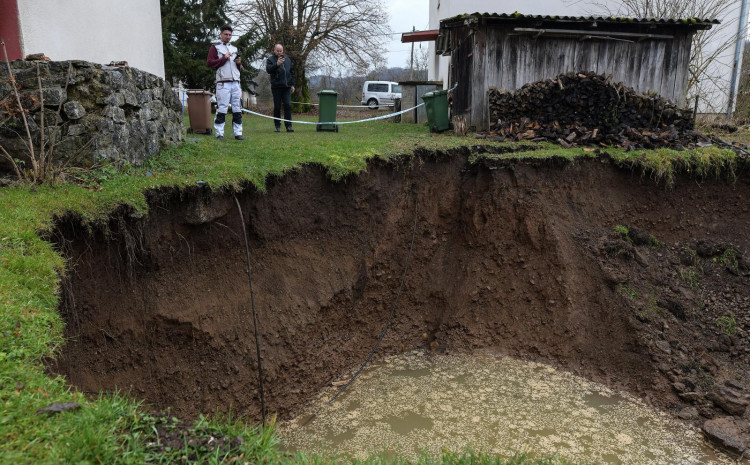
[
  {"left": 428, "top": 0, "right": 747, "bottom": 114},
  {"left": 17, "top": 0, "right": 165, "bottom": 78},
  {"left": 696, "top": 1, "right": 745, "bottom": 113}
]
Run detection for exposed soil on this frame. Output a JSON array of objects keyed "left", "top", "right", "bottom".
[{"left": 48, "top": 149, "right": 750, "bottom": 454}]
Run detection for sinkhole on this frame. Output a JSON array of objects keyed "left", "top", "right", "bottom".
[{"left": 47, "top": 152, "right": 750, "bottom": 460}]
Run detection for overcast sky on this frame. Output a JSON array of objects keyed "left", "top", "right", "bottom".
[
  {"left": 385, "top": 0, "right": 430, "bottom": 69},
  {"left": 381, "top": 0, "right": 606, "bottom": 68}
]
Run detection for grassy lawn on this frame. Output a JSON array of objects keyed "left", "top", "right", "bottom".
[{"left": 0, "top": 113, "right": 740, "bottom": 464}]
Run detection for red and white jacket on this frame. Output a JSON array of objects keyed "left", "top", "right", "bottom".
[{"left": 206, "top": 42, "right": 242, "bottom": 83}]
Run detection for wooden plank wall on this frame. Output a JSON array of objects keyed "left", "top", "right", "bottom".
[
  {"left": 456, "top": 25, "right": 693, "bottom": 130},
  {"left": 452, "top": 34, "right": 474, "bottom": 117}
]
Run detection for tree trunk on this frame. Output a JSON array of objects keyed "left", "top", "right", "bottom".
[{"left": 291, "top": 58, "right": 310, "bottom": 113}]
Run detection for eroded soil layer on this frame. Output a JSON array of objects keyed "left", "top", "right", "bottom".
[{"left": 49, "top": 151, "right": 750, "bottom": 442}]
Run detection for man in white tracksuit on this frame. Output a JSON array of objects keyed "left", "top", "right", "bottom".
[{"left": 206, "top": 24, "right": 243, "bottom": 140}]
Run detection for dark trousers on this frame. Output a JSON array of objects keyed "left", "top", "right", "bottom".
[{"left": 271, "top": 87, "right": 292, "bottom": 128}]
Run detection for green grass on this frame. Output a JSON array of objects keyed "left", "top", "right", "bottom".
[
  {"left": 715, "top": 312, "right": 738, "bottom": 337},
  {"left": 167, "top": 115, "right": 510, "bottom": 185},
  {"left": 715, "top": 248, "right": 739, "bottom": 273},
  {"left": 618, "top": 283, "right": 639, "bottom": 300},
  {"left": 0, "top": 114, "right": 743, "bottom": 463},
  {"left": 613, "top": 224, "right": 630, "bottom": 237},
  {"left": 677, "top": 267, "right": 700, "bottom": 291},
  {"left": 473, "top": 143, "right": 737, "bottom": 189},
  {"left": 605, "top": 146, "right": 737, "bottom": 188}
]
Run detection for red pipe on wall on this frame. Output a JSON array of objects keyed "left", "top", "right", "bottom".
[{"left": 0, "top": 0, "right": 23, "bottom": 60}]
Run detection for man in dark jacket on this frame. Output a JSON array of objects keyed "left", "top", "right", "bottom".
[{"left": 265, "top": 44, "right": 296, "bottom": 132}]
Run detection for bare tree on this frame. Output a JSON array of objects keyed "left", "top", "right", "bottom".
[
  {"left": 229, "top": 0, "right": 391, "bottom": 111},
  {"left": 569, "top": 0, "right": 739, "bottom": 112},
  {"left": 735, "top": 39, "right": 750, "bottom": 119},
  {"left": 407, "top": 44, "right": 429, "bottom": 81}
]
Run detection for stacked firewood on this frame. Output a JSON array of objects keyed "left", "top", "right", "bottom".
[{"left": 486, "top": 72, "right": 706, "bottom": 150}]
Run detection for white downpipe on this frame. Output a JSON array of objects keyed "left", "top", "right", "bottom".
[{"left": 728, "top": 0, "right": 749, "bottom": 118}]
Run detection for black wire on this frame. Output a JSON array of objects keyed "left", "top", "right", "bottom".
[
  {"left": 300, "top": 188, "right": 419, "bottom": 430},
  {"left": 233, "top": 194, "right": 266, "bottom": 426},
  {"left": 326, "top": 188, "right": 420, "bottom": 405}
]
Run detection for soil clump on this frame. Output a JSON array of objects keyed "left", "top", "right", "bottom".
[{"left": 49, "top": 150, "right": 750, "bottom": 456}]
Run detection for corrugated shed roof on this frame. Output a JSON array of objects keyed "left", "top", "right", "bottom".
[{"left": 440, "top": 12, "right": 718, "bottom": 28}]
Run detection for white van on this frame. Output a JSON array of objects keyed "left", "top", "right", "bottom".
[{"left": 361, "top": 81, "right": 402, "bottom": 109}]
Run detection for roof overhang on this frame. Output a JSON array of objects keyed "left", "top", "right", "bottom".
[
  {"left": 401, "top": 29, "right": 440, "bottom": 43},
  {"left": 440, "top": 12, "right": 718, "bottom": 31}
]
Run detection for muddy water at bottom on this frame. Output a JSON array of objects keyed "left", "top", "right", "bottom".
[{"left": 281, "top": 351, "right": 735, "bottom": 464}]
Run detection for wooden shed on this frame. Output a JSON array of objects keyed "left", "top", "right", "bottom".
[{"left": 437, "top": 13, "right": 717, "bottom": 131}]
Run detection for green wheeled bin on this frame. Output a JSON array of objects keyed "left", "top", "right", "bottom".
[
  {"left": 317, "top": 90, "right": 339, "bottom": 132},
  {"left": 421, "top": 89, "right": 450, "bottom": 132}
]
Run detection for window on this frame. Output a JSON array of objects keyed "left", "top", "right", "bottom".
[
  {"left": 392, "top": 85, "right": 402, "bottom": 93},
  {"left": 368, "top": 83, "right": 389, "bottom": 92}
]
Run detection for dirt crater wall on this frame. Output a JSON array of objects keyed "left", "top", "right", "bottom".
[{"left": 49, "top": 152, "right": 750, "bottom": 432}]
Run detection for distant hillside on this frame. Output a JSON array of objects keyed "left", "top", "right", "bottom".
[{"left": 307, "top": 67, "right": 427, "bottom": 104}]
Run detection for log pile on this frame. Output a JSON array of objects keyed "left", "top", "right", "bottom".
[{"left": 486, "top": 72, "right": 706, "bottom": 150}]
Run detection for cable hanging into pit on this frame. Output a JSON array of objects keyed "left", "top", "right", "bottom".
[
  {"left": 233, "top": 193, "right": 266, "bottom": 426},
  {"left": 302, "top": 186, "right": 419, "bottom": 429}
]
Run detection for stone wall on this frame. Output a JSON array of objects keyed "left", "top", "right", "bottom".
[{"left": 0, "top": 60, "right": 183, "bottom": 170}]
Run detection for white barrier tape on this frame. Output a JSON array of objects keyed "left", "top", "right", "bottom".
[
  {"left": 251, "top": 83, "right": 459, "bottom": 110},
  {"left": 290, "top": 101, "right": 394, "bottom": 108},
  {"left": 290, "top": 83, "right": 458, "bottom": 107},
  {"left": 241, "top": 102, "right": 426, "bottom": 126},
  {"left": 251, "top": 98, "right": 393, "bottom": 109}
]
